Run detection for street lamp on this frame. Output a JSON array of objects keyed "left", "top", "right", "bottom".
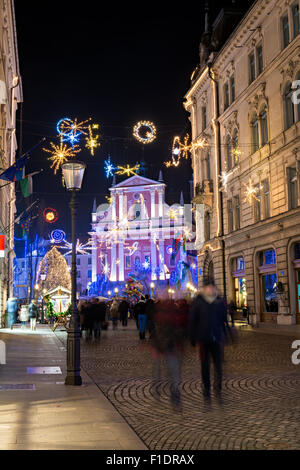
[
  {"left": 61, "top": 160, "right": 86, "bottom": 386},
  {"left": 40, "top": 273, "right": 46, "bottom": 324},
  {"left": 150, "top": 281, "right": 155, "bottom": 298},
  {"left": 114, "top": 287, "right": 119, "bottom": 298}
]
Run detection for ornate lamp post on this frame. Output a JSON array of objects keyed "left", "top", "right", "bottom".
[
  {"left": 61, "top": 160, "right": 86, "bottom": 386},
  {"left": 150, "top": 281, "right": 155, "bottom": 299}
]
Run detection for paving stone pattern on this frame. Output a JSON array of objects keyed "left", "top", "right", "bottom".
[{"left": 55, "top": 323, "right": 300, "bottom": 450}]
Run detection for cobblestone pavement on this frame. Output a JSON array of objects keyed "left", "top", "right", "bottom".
[{"left": 55, "top": 322, "right": 300, "bottom": 450}]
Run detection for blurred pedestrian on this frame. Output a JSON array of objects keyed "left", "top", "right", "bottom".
[
  {"left": 28, "top": 300, "right": 38, "bottom": 331},
  {"left": 94, "top": 300, "right": 106, "bottom": 339},
  {"left": 189, "top": 278, "right": 229, "bottom": 402},
  {"left": 118, "top": 298, "right": 129, "bottom": 327},
  {"left": 110, "top": 299, "right": 119, "bottom": 330},
  {"left": 136, "top": 296, "right": 147, "bottom": 339},
  {"left": 228, "top": 299, "right": 236, "bottom": 327},
  {"left": 145, "top": 294, "right": 155, "bottom": 335},
  {"left": 19, "top": 304, "right": 29, "bottom": 328}
]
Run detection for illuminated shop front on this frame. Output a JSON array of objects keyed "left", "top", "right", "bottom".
[
  {"left": 231, "top": 257, "right": 247, "bottom": 310},
  {"left": 292, "top": 242, "right": 300, "bottom": 325},
  {"left": 258, "top": 249, "right": 278, "bottom": 321}
]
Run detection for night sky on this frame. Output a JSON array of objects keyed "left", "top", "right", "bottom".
[{"left": 14, "top": 0, "right": 251, "bottom": 242}]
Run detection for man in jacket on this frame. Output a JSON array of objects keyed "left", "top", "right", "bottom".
[
  {"left": 118, "top": 299, "right": 129, "bottom": 327},
  {"left": 189, "top": 278, "right": 228, "bottom": 400}
]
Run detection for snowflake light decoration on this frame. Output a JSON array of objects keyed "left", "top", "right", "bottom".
[
  {"left": 104, "top": 156, "right": 116, "bottom": 178},
  {"left": 59, "top": 239, "right": 94, "bottom": 256},
  {"left": 243, "top": 178, "right": 261, "bottom": 204}
]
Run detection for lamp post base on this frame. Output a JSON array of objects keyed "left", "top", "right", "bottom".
[{"left": 65, "top": 375, "right": 82, "bottom": 386}]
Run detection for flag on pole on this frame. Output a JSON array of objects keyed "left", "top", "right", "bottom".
[
  {"left": 20, "top": 170, "right": 41, "bottom": 198},
  {"left": 0, "top": 154, "right": 28, "bottom": 182},
  {"left": 0, "top": 235, "right": 5, "bottom": 258}
]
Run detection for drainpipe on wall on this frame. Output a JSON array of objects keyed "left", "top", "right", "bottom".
[{"left": 208, "top": 63, "right": 227, "bottom": 301}]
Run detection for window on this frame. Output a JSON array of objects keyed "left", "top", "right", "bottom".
[
  {"left": 257, "top": 44, "right": 263, "bottom": 75},
  {"left": 263, "top": 179, "right": 270, "bottom": 218},
  {"left": 254, "top": 184, "right": 261, "bottom": 222},
  {"left": 295, "top": 242, "right": 300, "bottom": 259},
  {"left": 284, "top": 82, "right": 295, "bottom": 129},
  {"left": 77, "top": 258, "right": 80, "bottom": 265},
  {"left": 77, "top": 271, "right": 81, "bottom": 278},
  {"left": 261, "top": 249, "right": 276, "bottom": 266},
  {"left": 202, "top": 106, "right": 207, "bottom": 131},
  {"left": 232, "top": 128, "right": 239, "bottom": 166},
  {"left": 226, "top": 135, "right": 233, "bottom": 170},
  {"left": 236, "top": 257, "right": 245, "bottom": 271},
  {"left": 88, "top": 270, "right": 92, "bottom": 278},
  {"left": 88, "top": 257, "right": 92, "bottom": 265},
  {"left": 230, "top": 76, "right": 235, "bottom": 102},
  {"left": 21, "top": 261, "right": 25, "bottom": 268},
  {"left": 224, "top": 83, "right": 229, "bottom": 110},
  {"left": 250, "top": 113, "right": 259, "bottom": 153},
  {"left": 204, "top": 212, "right": 211, "bottom": 241},
  {"left": 206, "top": 152, "right": 211, "bottom": 180},
  {"left": 292, "top": 2, "right": 300, "bottom": 38},
  {"left": 260, "top": 104, "right": 268, "bottom": 146},
  {"left": 249, "top": 52, "right": 256, "bottom": 83},
  {"left": 126, "top": 256, "right": 131, "bottom": 268},
  {"left": 262, "top": 273, "right": 278, "bottom": 312},
  {"left": 282, "top": 13, "right": 290, "bottom": 48},
  {"left": 287, "top": 166, "right": 298, "bottom": 209},
  {"left": 234, "top": 195, "right": 240, "bottom": 230},
  {"left": 228, "top": 199, "right": 233, "bottom": 233}
]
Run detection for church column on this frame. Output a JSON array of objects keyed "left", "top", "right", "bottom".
[
  {"left": 111, "top": 192, "right": 116, "bottom": 223},
  {"left": 118, "top": 241, "right": 125, "bottom": 282},
  {"left": 158, "top": 188, "right": 164, "bottom": 218},
  {"left": 110, "top": 242, "right": 117, "bottom": 282},
  {"left": 92, "top": 235, "right": 97, "bottom": 282},
  {"left": 151, "top": 236, "right": 157, "bottom": 280},
  {"left": 159, "top": 240, "right": 165, "bottom": 280},
  {"left": 150, "top": 189, "right": 156, "bottom": 219},
  {"left": 118, "top": 191, "right": 124, "bottom": 220}
]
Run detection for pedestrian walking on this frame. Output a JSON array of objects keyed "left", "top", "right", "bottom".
[
  {"left": 145, "top": 294, "right": 155, "bottom": 335},
  {"left": 189, "top": 278, "right": 229, "bottom": 402},
  {"left": 28, "top": 300, "right": 38, "bottom": 331},
  {"left": 228, "top": 299, "right": 236, "bottom": 327},
  {"left": 110, "top": 299, "right": 119, "bottom": 330},
  {"left": 19, "top": 304, "right": 29, "bottom": 328},
  {"left": 136, "top": 296, "right": 147, "bottom": 339},
  {"left": 118, "top": 298, "right": 129, "bottom": 327},
  {"left": 94, "top": 300, "right": 106, "bottom": 338}
]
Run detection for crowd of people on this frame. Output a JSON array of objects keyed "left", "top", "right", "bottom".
[{"left": 78, "top": 278, "right": 235, "bottom": 411}]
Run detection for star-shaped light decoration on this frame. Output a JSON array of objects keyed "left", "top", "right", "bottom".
[
  {"left": 104, "top": 156, "right": 116, "bottom": 178},
  {"left": 85, "top": 124, "right": 100, "bottom": 156},
  {"left": 243, "top": 178, "right": 261, "bottom": 204},
  {"left": 43, "top": 140, "right": 81, "bottom": 174},
  {"left": 59, "top": 239, "right": 94, "bottom": 256},
  {"left": 116, "top": 164, "right": 140, "bottom": 177}
]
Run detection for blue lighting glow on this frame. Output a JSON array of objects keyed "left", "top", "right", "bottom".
[{"left": 104, "top": 156, "right": 116, "bottom": 178}]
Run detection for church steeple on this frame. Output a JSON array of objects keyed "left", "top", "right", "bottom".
[
  {"left": 92, "top": 198, "right": 97, "bottom": 213},
  {"left": 158, "top": 170, "right": 163, "bottom": 183},
  {"left": 199, "top": 1, "right": 211, "bottom": 68}
]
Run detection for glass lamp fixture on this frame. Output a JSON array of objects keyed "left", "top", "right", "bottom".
[{"left": 61, "top": 160, "right": 86, "bottom": 191}]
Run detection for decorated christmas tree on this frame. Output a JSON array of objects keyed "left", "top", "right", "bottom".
[{"left": 37, "top": 246, "right": 71, "bottom": 294}]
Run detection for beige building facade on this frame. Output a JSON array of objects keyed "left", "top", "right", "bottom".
[
  {"left": 0, "top": 0, "right": 22, "bottom": 321},
  {"left": 185, "top": 0, "right": 300, "bottom": 325}
]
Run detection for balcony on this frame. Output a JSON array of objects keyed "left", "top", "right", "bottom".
[{"left": 193, "top": 179, "right": 213, "bottom": 208}]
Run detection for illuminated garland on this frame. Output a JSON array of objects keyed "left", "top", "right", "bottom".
[{"left": 133, "top": 121, "right": 156, "bottom": 144}]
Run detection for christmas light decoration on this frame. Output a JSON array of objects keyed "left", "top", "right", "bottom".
[
  {"left": 50, "top": 229, "right": 66, "bottom": 244},
  {"left": 59, "top": 239, "right": 94, "bottom": 256},
  {"left": 36, "top": 246, "right": 71, "bottom": 294},
  {"left": 43, "top": 140, "right": 81, "bottom": 174},
  {"left": 85, "top": 124, "right": 100, "bottom": 156},
  {"left": 232, "top": 146, "right": 242, "bottom": 165},
  {"left": 104, "top": 156, "right": 116, "bottom": 178},
  {"left": 57, "top": 117, "right": 91, "bottom": 143},
  {"left": 127, "top": 242, "right": 139, "bottom": 256},
  {"left": 116, "top": 163, "right": 140, "bottom": 177},
  {"left": 133, "top": 121, "right": 157, "bottom": 144},
  {"left": 243, "top": 178, "right": 261, "bottom": 204},
  {"left": 43, "top": 208, "right": 59, "bottom": 224},
  {"left": 165, "top": 134, "right": 207, "bottom": 168}
]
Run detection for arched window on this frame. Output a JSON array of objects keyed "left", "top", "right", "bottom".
[
  {"left": 232, "top": 128, "right": 239, "bottom": 166},
  {"left": 284, "top": 81, "right": 295, "bottom": 129},
  {"left": 250, "top": 112, "right": 259, "bottom": 153},
  {"left": 260, "top": 104, "right": 268, "bottom": 146},
  {"left": 226, "top": 135, "right": 233, "bottom": 171}
]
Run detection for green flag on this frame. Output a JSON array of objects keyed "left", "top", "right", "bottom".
[{"left": 20, "top": 175, "right": 32, "bottom": 198}]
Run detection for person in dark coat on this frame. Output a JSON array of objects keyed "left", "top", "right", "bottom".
[
  {"left": 189, "top": 278, "right": 229, "bottom": 400},
  {"left": 145, "top": 294, "right": 155, "bottom": 335},
  {"left": 118, "top": 299, "right": 129, "bottom": 327},
  {"left": 136, "top": 297, "right": 147, "bottom": 339},
  {"left": 94, "top": 300, "right": 106, "bottom": 338}
]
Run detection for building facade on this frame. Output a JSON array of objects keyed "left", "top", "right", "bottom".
[
  {"left": 90, "top": 173, "right": 196, "bottom": 296},
  {"left": 185, "top": 0, "right": 300, "bottom": 325},
  {"left": 0, "top": 0, "right": 22, "bottom": 321}
]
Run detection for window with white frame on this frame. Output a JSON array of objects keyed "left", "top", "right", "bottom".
[
  {"left": 250, "top": 112, "right": 259, "bottom": 153},
  {"left": 284, "top": 82, "right": 295, "bottom": 129},
  {"left": 260, "top": 104, "right": 268, "bottom": 146}
]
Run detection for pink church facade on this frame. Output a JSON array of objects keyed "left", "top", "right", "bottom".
[{"left": 90, "top": 174, "right": 193, "bottom": 289}]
